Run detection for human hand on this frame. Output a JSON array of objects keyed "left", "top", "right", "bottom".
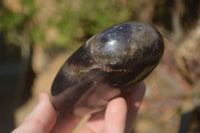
[{"left": 12, "top": 83, "right": 145, "bottom": 133}]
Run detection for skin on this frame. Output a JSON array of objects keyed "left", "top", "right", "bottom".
[{"left": 12, "top": 83, "right": 145, "bottom": 133}]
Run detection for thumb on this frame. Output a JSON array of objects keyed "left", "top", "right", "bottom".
[{"left": 12, "top": 92, "right": 57, "bottom": 133}]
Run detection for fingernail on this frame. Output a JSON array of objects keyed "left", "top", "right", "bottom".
[{"left": 134, "top": 102, "right": 141, "bottom": 108}]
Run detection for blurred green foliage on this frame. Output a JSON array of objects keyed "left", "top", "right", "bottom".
[
  {"left": 1, "top": 0, "right": 199, "bottom": 51},
  {"left": 0, "top": 0, "right": 134, "bottom": 50}
]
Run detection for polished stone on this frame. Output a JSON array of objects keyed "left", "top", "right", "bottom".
[{"left": 51, "top": 22, "right": 164, "bottom": 116}]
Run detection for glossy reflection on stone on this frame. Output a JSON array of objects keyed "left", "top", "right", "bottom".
[{"left": 51, "top": 22, "right": 164, "bottom": 116}]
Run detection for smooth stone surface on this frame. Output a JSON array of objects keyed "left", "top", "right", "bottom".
[{"left": 51, "top": 22, "right": 164, "bottom": 116}]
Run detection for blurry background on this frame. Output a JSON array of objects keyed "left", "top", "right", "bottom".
[{"left": 0, "top": 0, "right": 200, "bottom": 132}]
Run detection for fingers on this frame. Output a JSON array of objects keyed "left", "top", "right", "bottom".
[
  {"left": 12, "top": 92, "right": 57, "bottom": 133},
  {"left": 81, "top": 83, "right": 146, "bottom": 133},
  {"left": 51, "top": 113, "right": 82, "bottom": 133},
  {"left": 12, "top": 83, "right": 145, "bottom": 133},
  {"left": 123, "top": 82, "right": 146, "bottom": 133},
  {"left": 102, "top": 97, "right": 127, "bottom": 133}
]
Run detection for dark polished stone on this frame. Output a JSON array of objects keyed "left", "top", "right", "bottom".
[{"left": 51, "top": 22, "right": 164, "bottom": 116}]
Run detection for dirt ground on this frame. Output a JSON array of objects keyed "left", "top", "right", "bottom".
[{"left": 15, "top": 53, "right": 69, "bottom": 126}]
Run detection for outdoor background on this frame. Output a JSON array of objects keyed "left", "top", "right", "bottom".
[{"left": 0, "top": 0, "right": 200, "bottom": 132}]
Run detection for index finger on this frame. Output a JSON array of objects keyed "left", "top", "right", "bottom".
[{"left": 123, "top": 82, "right": 146, "bottom": 133}]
